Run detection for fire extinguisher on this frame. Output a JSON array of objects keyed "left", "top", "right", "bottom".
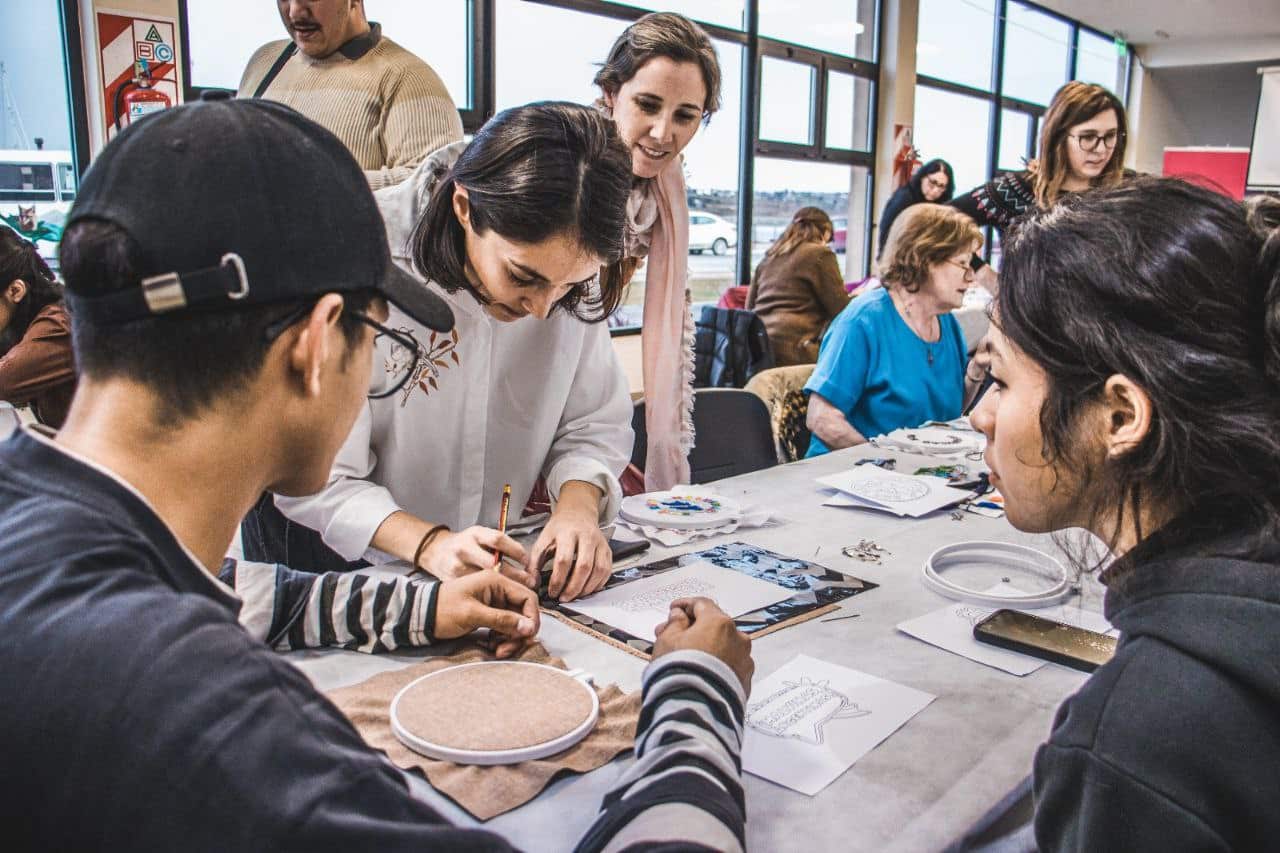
[{"left": 114, "top": 59, "right": 171, "bottom": 132}]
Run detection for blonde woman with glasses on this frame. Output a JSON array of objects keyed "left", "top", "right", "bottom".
[{"left": 804, "top": 204, "right": 981, "bottom": 457}]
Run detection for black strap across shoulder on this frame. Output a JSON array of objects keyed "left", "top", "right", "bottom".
[{"left": 251, "top": 42, "right": 298, "bottom": 99}]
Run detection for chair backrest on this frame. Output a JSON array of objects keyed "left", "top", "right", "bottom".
[
  {"left": 744, "top": 365, "right": 816, "bottom": 463},
  {"left": 630, "top": 388, "right": 777, "bottom": 484},
  {"left": 688, "top": 388, "right": 777, "bottom": 484},
  {"left": 693, "top": 305, "right": 776, "bottom": 388}
]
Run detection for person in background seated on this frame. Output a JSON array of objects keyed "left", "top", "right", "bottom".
[
  {"left": 239, "top": 0, "right": 463, "bottom": 190},
  {"left": 877, "top": 158, "right": 954, "bottom": 258},
  {"left": 0, "top": 228, "right": 74, "bottom": 428},
  {"left": 0, "top": 97, "right": 753, "bottom": 852},
  {"left": 249, "top": 103, "right": 634, "bottom": 604},
  {"left": 746, "top": 206, "right": 849, "bottom": 366},
  {"left": 805, "top": 204, "right": 980, "bottom": 457},
  {"left": 961, "top": 177, "right": 1280, "bottom": 852},
  {"left": 593, "top": 12, "right": 722, "bottom": 490}
]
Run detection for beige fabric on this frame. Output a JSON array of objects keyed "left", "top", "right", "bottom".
[
  {"left": 238, "top": 36, "right": 463, "bottom": 190},
  {"left": 745, "top": 365, "right": 816, "bottom": 463},
  {"left": 326, "top": 642, "right": 640, "bottom": 820}
]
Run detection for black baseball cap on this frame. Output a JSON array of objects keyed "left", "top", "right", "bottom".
[{"left": 63, "top": 92, "right": 452, "bottom": 332}]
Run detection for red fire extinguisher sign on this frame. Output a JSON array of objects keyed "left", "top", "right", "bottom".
[{"left": 96, "top": 12, "right": 181, "bottom": 141}]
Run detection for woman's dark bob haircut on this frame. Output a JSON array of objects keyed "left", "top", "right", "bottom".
[
  {"left": 412, "top": 102, "right": 633, "bottom": 322},
  {"left": 997, "top": 176, "right": 1280, "bottom": 549}
]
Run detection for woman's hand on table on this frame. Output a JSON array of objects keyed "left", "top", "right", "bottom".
[
  {"left": 530, "top": 481, "right": 613, "bottom": 602},
  {"left": 433, "top": 571, "right": 541, "bottom": 658},
  {"left": 654, "top": 597, "right": 754, "bottom": 696},
  {"left": 420, "top": 526, "right": 533, "bottom": 585}
]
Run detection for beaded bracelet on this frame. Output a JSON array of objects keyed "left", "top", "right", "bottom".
[{"left": 413, "top": 524, "right": 451, "bottom": 571}]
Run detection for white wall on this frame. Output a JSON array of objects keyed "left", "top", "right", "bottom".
[{"left": 1128, "top": 57, "right": 1277, "bottom": 176}]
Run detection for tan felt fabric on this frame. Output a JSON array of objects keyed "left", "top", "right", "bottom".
[
  {"left": 326, "top": 643, "right": 640, "bottom": 821},
  {"left": 396, "top": 663, "right": 594, "bottom": 752}
]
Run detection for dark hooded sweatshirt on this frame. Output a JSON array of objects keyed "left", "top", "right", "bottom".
[{"left": 1032, "top": 515, "right": 1280, "bottom": 852}]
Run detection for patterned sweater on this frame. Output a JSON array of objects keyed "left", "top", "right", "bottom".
[
  {"left": 949, "top": 169, "right": 1037, "bottom": 236},
  {"left": 238, "top": 24, "right": 463, "bottom": 190}
]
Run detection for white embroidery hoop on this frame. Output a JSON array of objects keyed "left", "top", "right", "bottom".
[
  {"left": 922, "top": 540, "right": 1074, "bottom": 608},
  {"left": 619, "top": 490, "right": 744, "bottom": 531}
]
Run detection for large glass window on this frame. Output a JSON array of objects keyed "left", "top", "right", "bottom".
[
  {"left": 1075, "top": 29, "right": 1123, "bottom": 94},
  {"left": 753, "top": 159, "right": 868, "bottom": 281},
  {"left": 916, "top": 0, "right": 995, "bottom": 91},
  {"left": 998, "top": 109, "right": 1032, "bottom": 171},
  {"left": 603, "top": 1, "right": 745, "bottom": 31},
  {"left": 760, "top": 0, "right": 877, "bottom": 61},
  {"left": 1001, "top": 2, "right": 1070, "bottom": 106},
  {"left": 912, "top": 86, "right": 992, "bottom": 195},
  {"left": 826, "top": 69, "right": 873, "bottom": 152},
  {"left": 186, "top": 0, "right": 470, "bottom": 107},
  {"left": 759, "top": 57, "right": 816, "bottom": 145},
  {"left": 0, "top": 0, "right": 77, "bottom": 269}
]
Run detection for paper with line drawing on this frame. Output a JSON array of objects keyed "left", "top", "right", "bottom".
[
  {"left": 743, "top": 655, "right": 935, "bottom": 795},
  {"left": 567, "top": 561, "right": 793, "bottom": 642}
]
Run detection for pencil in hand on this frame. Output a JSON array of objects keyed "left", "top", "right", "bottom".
[{"left": 494, "top": 484, "right": 511, "bottom": 571}]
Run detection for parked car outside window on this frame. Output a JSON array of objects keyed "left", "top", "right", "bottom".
[{"left": 688, "top": 211, "right": 737, "bottom": 256}]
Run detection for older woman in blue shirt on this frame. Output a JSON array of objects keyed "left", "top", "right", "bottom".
[{"left": 805, "top": 204, "right": 981, "bottom": 456}]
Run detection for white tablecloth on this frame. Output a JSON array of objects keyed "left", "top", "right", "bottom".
[{"left": 289, "top": 444, "right": 1103, "bottom": 852}]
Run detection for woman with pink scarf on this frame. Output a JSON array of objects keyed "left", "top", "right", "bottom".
[{"left": 594, "top": 12, "right": 723, "bottom": 491}]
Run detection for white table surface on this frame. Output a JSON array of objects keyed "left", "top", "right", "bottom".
[{"left": 288, "top": 444, "right": 1105, "bottom": 852}]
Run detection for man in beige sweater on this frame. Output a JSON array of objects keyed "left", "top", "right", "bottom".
[{"left": 239, "top": 0, "right": 463, "bottom": 190}]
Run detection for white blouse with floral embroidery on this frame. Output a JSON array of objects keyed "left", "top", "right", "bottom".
[{"left": 275, "top": 143, "right": 633, "bottom": 562}]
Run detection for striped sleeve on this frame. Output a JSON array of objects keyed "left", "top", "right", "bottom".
[
  {"left": 574, "top": 650, "right": 747, "bottom": 853},
  {"left": 220, "top": 560, "right": 438, "bottom": 654}
]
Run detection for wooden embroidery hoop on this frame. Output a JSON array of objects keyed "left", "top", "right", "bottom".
[{"left": 390, "top": 661, "right": 600, "bottom": 765}]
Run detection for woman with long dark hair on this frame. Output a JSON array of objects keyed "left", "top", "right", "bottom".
[
  {"left": 746, "top": 206, "right": 849, "bottom": 366},
  {"left": 877, "top": 158, "right": 954, "bottom": 257},
  {"left": 0, "top": 228, "right": 74, "bottom": 427},
  {"left": 967, "top": 177, "right": 1280, "bottom": 849},
  {"left": 245, "top": 102, "right": 635, "bottom": 602}
]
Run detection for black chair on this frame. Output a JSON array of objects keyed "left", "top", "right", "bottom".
[{"left": 631, "top": 388, "right": 777, "bottom": 484}]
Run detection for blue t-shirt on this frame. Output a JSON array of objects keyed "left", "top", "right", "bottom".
[{"left": 804, "top": 287, "right": 966, "bottom": 457}]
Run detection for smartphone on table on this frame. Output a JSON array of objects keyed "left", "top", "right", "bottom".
[{"left": 973, "top": 609, "right": 1116, "bottom": 673}]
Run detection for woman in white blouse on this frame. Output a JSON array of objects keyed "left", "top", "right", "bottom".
[{"left": 243, "top": 103, "right": 635, "bottom": 602}]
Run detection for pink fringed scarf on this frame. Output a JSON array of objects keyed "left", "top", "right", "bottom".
[{"left": 641, "top": 161, "right": 695, "bottom": 490}]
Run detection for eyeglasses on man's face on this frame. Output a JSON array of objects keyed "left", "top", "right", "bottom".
[
  {"left": 262, "top": 302, "right": 425, "bottom": 400},
  {"left": 1068, "top": 130, "right": 1123, "bottom": 152}
]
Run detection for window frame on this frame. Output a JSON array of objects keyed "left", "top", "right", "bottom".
[
  {"left": 174, "top": 0, "right": 884, "bottom": 333},
  {"left": 914, "top": 0, "right": 1131, "bottom": 261}
]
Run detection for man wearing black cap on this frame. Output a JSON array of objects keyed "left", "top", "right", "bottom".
[{"left": 0, "top": 95, "right": 753, "bottom": 852}]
